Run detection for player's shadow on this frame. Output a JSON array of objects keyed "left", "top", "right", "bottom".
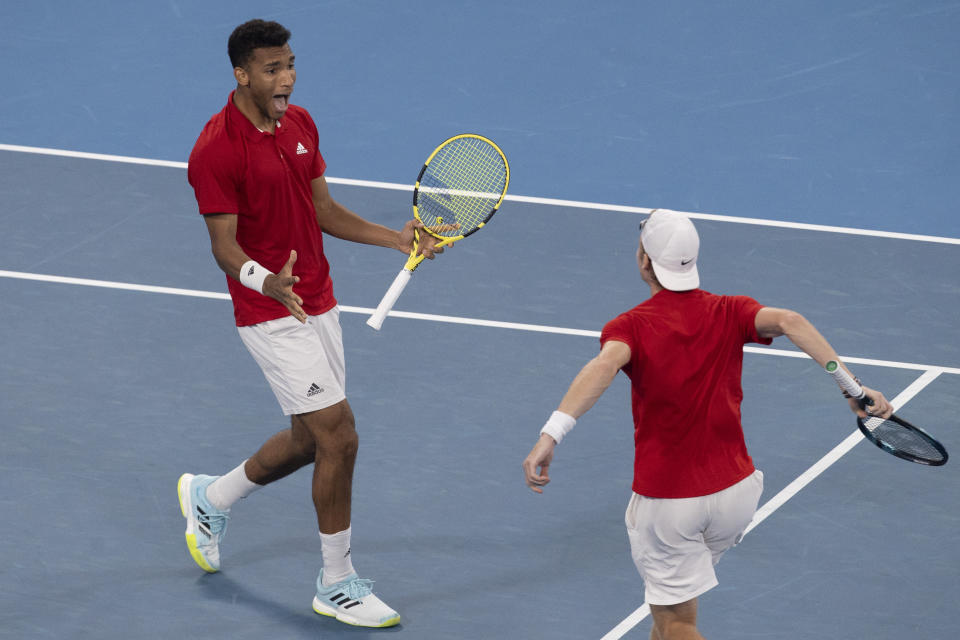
[{"left": 195, "top": 570, "right": 403, "bottom": 636}]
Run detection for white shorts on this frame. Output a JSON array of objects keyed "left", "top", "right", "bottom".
[
  {"left": 237, "top": 308, "right": 347, "bottom": 416},
  {"left": 625, "top": 469, "right": 763, "bottom": 606}
]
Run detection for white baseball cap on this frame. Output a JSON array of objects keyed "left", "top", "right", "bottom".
[{"left": 640, "top": 209, "right": 700, "bottom": 291}]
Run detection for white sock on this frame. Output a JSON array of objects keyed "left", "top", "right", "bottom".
[
  {"left": 205, "top": 460, "right": 262, "bottom": 511},
  {"left": 320, "top": 527, "right": 355, "bottom": 586}
]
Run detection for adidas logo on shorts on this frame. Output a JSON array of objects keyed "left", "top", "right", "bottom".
[{"left": 307, "top": 383, "right": 324, "bottom": 397}]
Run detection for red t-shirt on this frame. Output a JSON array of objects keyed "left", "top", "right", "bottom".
[
  {"left": 600, "top": 289, "right": 772, "bottom": 498},
  {"left": 187, "top": 92, "right": 336, "bottom": 326}
]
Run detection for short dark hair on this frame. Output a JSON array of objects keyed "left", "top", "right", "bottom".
[{"left": 228, "top": 19, "right": 291, "bottom": 68}]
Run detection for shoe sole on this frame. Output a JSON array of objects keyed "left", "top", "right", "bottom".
[
  {"left": 177, "top": 473, "right": 218, "bottom": 573},
  {"left": 312, "top": 596, "right": 400, "bottom": 628}
]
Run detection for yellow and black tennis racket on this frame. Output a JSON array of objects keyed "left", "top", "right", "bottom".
[{"left": 366, "top": 133, "right": 510, "bottom": 330}]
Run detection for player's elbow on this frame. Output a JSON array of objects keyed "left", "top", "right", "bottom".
[
  {"left": 589, "top": 353, "right": 625, "bottom": 384},
  {"left": 757, "top": 307, "right": 806, "bottom": 338},
  {"left": 312, "top": 195, "right": 338, "bottom": 226},
  {"left": 209, "top": 240, "right": 239, "bottom": 277},
  {"left": 777, "top": 309, "right": 810, "bottom": 335}
]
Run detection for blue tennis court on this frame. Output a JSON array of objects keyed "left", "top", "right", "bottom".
[{"left": 2, "top": 3, "right": 958, "bottom": 639}]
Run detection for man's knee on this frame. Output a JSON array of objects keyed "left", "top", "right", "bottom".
[
  {"left": 297, "top": 402, "right": 358, "bottom": 459},
  {"left": 286, "top": 418, "right": 317, "bottom": 462}
]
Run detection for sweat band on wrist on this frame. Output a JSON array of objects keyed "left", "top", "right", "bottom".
[
  {"left": 239, "top": 260, "right": 272, "bottom": 294},
  {"left": 540, "top": 410, "right": 576, "bottom": 445}
]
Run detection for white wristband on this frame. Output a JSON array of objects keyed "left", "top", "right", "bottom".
[
  {"left": 540, "top": 410, "right": 576, "bottom": 445},
  {"left": 239, "top": 260, "right": 273, "bottom": 294}
]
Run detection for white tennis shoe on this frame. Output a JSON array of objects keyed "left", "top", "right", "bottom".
[{"left": 312, "top": 570, "right": 400, "bottom": 628}]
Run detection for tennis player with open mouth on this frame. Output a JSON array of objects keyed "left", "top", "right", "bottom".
[{"left": 179, "top": 18, "right": 450, "bottom": 629}]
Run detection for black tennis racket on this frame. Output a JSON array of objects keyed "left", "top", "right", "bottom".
[{"left": 825, "top": 360, "right": 948, "bottom": 466}]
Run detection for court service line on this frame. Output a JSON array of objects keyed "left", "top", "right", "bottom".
[
  {"left": 2, "top": 269, "right": 959, "bottom": 376},
  {"left": 2, "top": 142, "right": 959, "bottom": 245},
  {"left": 600, "top": 367, "right": 943, "bottom": 640}
]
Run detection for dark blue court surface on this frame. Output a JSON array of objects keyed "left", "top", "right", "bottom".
[{"left": 1, "top": 3, "right": 958, "bottom": 639}]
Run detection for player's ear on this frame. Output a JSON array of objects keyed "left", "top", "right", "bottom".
[{"left": 234, "top": 66, "right": 248, "bottom": 87}]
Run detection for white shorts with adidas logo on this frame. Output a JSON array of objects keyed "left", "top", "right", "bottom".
[{"left": 237, "top": 307, "right": 347, "bottom": 416}]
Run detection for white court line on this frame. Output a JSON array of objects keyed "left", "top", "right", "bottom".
[
  {"left": 601, "top": 367, "right": 945, "bottom": 640},
  {"left": 2, "top": 269, "right": 959, "bottom": 373},
  {"left": 0, "top": 270, "right": 232, "bottom": 300},
  {"left": 2, "top": 269, "right": 959, "bottom": 376},
  {"left": 2, "top": 142, "right": 959, "bottom": 245},
  {"left": 0, "top": 143, "right": 188, "bottom": 169}
]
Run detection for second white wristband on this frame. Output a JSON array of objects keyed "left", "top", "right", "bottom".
[
  {"left": 239, "top": 260, "right": 273, "bottom": 294},
  {"left": 540, "top": 410, "right": 576, "bottom": 445}
]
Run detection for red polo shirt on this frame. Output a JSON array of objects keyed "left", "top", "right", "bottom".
[
  {"left": 188, "top": 92, "right": 336, "bottom": 326},
  {"left": 600, "top": 289, "right": 771, "bottom": 498}
]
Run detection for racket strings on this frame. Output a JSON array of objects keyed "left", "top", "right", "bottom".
[
  {"left": 863, "top": 417, "right": 946, "bottom": 461},
  {"left": 416, "top": 137, "right": 507, "bottom": 236}
]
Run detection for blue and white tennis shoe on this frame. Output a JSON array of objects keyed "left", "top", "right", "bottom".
[
  {"left": 312, "top": 570, "right": 401, "bottom": 628},
  {"left": 177, "top": 473, "right": 229, "bottom": 573}
]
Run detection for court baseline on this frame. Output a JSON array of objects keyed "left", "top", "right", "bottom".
[{"left": 2, "top": 143, "right": 958, "bottom": 246}]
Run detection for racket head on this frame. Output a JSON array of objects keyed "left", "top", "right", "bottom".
[
  {"left": 413, "top": 133, "right": 509, "bottom": 241},
  {"left": 857, "top": 413, "right": 948, "bottom": 466}
]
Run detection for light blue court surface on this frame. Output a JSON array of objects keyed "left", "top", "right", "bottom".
[{"left": 1, "top": 3, "right": 958, "bottom": 639}]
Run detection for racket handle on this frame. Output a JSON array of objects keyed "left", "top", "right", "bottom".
[
  {"left": 366, "top": 268, "right": 413, "bottom": 330},
  {"left": 824, "top": 360, "right": 869, "bottom": 403}
]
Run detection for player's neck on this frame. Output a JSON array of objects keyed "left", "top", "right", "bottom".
[
  {"left": 640, "top": 268, "right": 664, "bottom": 296},
  {"left": 233, "top": 89, "right": 278, "bottom": 134}
]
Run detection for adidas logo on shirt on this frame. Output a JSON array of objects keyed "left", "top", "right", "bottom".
[
  {"left": 307, "top": 383, "right": 324, "bottom": 397},
  {"left": 296, "top": 142, "right": 309, "bottom": 155}
]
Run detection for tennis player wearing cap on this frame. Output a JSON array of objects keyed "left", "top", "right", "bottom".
[{"left": 522, "top": 210, "right": 893, "bottom": 639}]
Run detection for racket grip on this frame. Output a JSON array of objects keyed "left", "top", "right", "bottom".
[
  {"left": 824, "top": 360, "right": 866, "bottom": 401},
  {"left": 366, "top": 268, "right": 412, "bottom": 330}
]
